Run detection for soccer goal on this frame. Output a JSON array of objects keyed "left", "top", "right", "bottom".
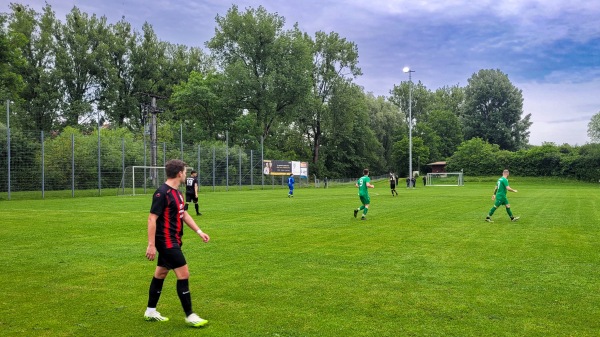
[
  {"left": 426, "top": 172, "right": 464, "bottom": 186},
  {"left": 117, "top": 165, "right": 193, "bottom": 196}
]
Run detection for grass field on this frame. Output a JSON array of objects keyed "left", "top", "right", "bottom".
[{"left": 1, "top": 178, "right": 599, "bottom": 336}]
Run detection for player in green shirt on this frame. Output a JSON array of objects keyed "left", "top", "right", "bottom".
[
  {"left": 354, "top": 168, "right": 375, "bottom": 220},
  {"left": 485, "top": 169, "right": 520, "bottom": 222}
]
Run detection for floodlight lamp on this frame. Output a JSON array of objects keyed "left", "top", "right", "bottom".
[{"left": 403, "top": 67, "right": 410, "bottom": 73}]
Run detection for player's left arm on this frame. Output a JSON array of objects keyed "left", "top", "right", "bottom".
[
  {"left": 367, "top": 182, "right": 375, "bottom": 188},
  {"left": 182, "top": 212, "right": 210, "bottom": 242},
  {"left": 194, "top": 182, "right": 198, "bottom": 198},
  {"left": 507, "top": 186, "right": 518, "bottom": 193}
]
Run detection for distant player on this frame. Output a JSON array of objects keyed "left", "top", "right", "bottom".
[
  {"left": 354, "top": 168, "right": 375, "bottom": 220},
  {"left": 287, "top": 173, "right": 295, "bottom": 198},
  {"left": 485, "top": 169, "right": 520, "bottom": 222},
  {"left": 185, "top": 170, "right": 201, "bottom": 216},
  {"left": 144, "top": 159, "right": 210, "bottom": 327},
  {"left": 389, "top": 172, "right": 398, "bottom": 196}
]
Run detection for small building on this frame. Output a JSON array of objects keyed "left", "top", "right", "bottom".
[{"left": 427, "top": 161, "right": 447, "bottom": 173}]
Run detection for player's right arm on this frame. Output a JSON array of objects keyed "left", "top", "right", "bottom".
[
  {"left": 146, "top": 213, "right": 158, "bottom": 261},
  {"left": 492, "top": 186, "right": 498, "bottom": 200}
]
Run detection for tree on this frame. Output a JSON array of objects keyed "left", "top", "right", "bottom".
[
  {"left": 389, "top": 80, "right": 432, "bottom": 126},
  {"left": 446, "top": 137, "right": 502, "bottom": 176},
  {"left": 0, "top": 8, "right": 26, "bottom": 101},
  {"left": 424, "top": 109, "right": 463, "bottom": 159},
  {"left": 462, "top": 69, "right": 531, "bottom": 151},
  {"left": 366, "top": 93, "right": 404, "bottom": 170},
  {"left": 100, "top": 18, "right": 138, "bottom": 128},
  {"left": 171, "top": 71, "right": 239, "bottom": 141},
  {"left": 53, "top": 7, "right": 111, "bottom": 127},
  {"left": 207, "top": 5, "right": 313, "bottom": 142},
  {"left": 587, "top": 111, "right": 600, "bottom": 143},
  {"left": 7, "top": 4, "right": 60, "bottom": 131},
  {"left": 322, "top": 82, "right": 383, "bottom": 177},
  {"left": 391, "top": 136, "right": 429, "bottom": 178},
  {"left": 301, "top": 30, "right": 361, "bottom": 166}
]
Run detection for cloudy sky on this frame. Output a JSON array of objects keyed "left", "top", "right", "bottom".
[{"left": 13, "top": 0, "right": 600, "bottom": 145}]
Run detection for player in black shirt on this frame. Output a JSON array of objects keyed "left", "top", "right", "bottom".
[
  {"left": 144, "top": 160, "right": 211, "bottom": 328},
  {"left": 185, "top": 170, "right": 201, "bottom": 215},
  {"left": 389, "top": 172, "right": 398, "bottom": 196}
]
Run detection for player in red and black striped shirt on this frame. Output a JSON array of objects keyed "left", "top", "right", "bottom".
[{"left": 144, "top": 159, "right": 211, "bottom": 328}]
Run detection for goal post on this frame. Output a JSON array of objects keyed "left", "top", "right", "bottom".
[
  {"left": 117, "top": 165, "right": 193, "bottom": 196},
  {"left": 426, "top": 172, "right": 464, "bottom": 186}
]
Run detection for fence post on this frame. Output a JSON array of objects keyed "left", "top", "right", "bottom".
[
  {"left": 212, "top": 147, "right": 216, "bottom": 192},
  {"left": 41, "top": 131, "right": 45, "bottom": 199},
  {"left": 197, "top": 144, "right": 201, "bottom": 189},
  {"left": 6, "top": 100, "right": 10, "bottom": 200},
  {"left": 226, "top": 131, "right": 229, "bottom": 191},
  {"left": 250, "top": 150, "right": 254, "bottom": 190},
  {"left": 121, "top": 137, "right": 125, "bottom": 195},
  {"left": 71, "top": 133, "right": 75, "bottom": 198},
  {"left": 97, "top": 112, "right": 101, "bottom": 196},
  {"left": 143, "top": 135, "right": 147, "bottom": 194},
  {"left": 239, "top": 148, "right": 242, "bottom": 189},
  {"left": 261, "top": 136, "right": 264, "bottom": 189}
]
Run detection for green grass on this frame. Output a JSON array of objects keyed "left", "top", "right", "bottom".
[{"left": 1, "top": 178, "right": 599, "bottom": 336}]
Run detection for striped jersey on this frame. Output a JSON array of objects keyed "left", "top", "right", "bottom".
[{"left": 150, "top": 183, "right": 185, "bottom": 249}]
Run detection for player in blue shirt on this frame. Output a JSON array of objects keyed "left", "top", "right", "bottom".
[{"left": 287, "top": 173, "right": 295, "bottom": 198}]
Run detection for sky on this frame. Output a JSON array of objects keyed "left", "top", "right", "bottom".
[{"left": 11, "top": 0, "right": 600, "bottom": 145}]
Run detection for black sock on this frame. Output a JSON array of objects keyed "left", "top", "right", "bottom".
[
  {"left": 184, "top": 203, "right": 189, "bottom": 211},
  {"left": 195, "top": 203, "right": 199, "bottom": 214},
  {"left": 147, "top": 277, "right": 165, "bottom": 308},
  {"left": 177, "top": 279, "right": 193, "bottom": 317}
]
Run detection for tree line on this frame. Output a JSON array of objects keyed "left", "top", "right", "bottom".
[{"left": 1, "top": 3, "right": 598, "bottom": 181}]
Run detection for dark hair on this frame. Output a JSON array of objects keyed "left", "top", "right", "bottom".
[
  {"left": 363, "top": 168, "right": 369, "bottom": 176},
  {"left": 191, "top": 170, "right": 197, "bottom": 175},
  {"left": 165, "top": 159, "right": 186, "bottom": 178}
]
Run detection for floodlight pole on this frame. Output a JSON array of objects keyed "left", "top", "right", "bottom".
[{"left": 403, "top": 67, "right": 415, "bottom": 188}]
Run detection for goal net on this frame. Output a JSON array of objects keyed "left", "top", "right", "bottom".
[
  {"left": 426, "top": 172, "right": 464, "bottom": 186},
  {"left": 117, "top": 166, "right": 192, "bottom": 196}
]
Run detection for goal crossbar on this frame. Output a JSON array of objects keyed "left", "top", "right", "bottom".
[
  {"left": 118, "top": 165, "right": 193, "bottom": 196},
  {"left": 426, "top": 172, "right": 464, "bottom": 186}
]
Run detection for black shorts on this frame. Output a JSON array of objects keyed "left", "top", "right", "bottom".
[
  {"left": 390, "top": 183, "right": 396, "bottom": 189},
  {"left": 186, "top": 193, "right": 198, "bottom": 203},
  {"left": 156, "top": 247, "right": 187, "bottom": 270}
]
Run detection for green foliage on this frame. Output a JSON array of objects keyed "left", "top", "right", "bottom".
[
  {"left": 207, "top": 5, "right": 313, "bottom": 140},
  {"left": 446, "top": 137, "right": 501, "bottom": 175},
  {"left": 0, "top": 10, "right": 25, "bottom": 99},
  {"left": 391, "top": 136, "right": 429, "bottom": 177},
  {"left": 3, "top": 4, "right": 598, "bottom": 182},
  {"left": 587, "top": 111, "right": 600, "bottom": 143},
  {"left": 462, "top": 69, "right": 532, "bottom": 151}
]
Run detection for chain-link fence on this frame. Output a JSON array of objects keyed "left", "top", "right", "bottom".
[{"left": 0, "top": 127, "right": 318, "bottom": 200}]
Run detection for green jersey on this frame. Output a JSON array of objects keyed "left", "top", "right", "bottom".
[
  {"left": 357, "top": 175, "right": 371, "bottom": 196},
  {"left": 496, "top": 176, "right": 509, "bottom": 198}
]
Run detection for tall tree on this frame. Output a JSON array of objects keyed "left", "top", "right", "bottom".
[
  {"left": 207, "top": 5, "right": 312, "bottom": 141},
  {"left": 302, "top": 31, "right": 361, "bottom": 166},
  {"left": 0, "top": 8, "right": 25, "bottom": 101},
  {"left": 6, "top": 4, "right": 60, "bottom": 131},
  {"left": 587, "top": 111, "right": 600, "bottom": 143},
  {"left": 366, "top": 93, "right": 404, "bottom": 169},
  {"left": 462, "top": 69, "right": 531, "bottom": 150},
  {"left": 100, "top": 17, "right": 138, "bottom": 128},
  {"left": 389, "top": 80, "right": 432, "bottom": 126},
  {"left": 53, "top": 7, "right": 110, "bottom": 126},
  {"left": 322, "top": 82, "right": 384, "bottom": 177},
  {"left": 171, "top": 71, "right": 238, "bottom": 141}
]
